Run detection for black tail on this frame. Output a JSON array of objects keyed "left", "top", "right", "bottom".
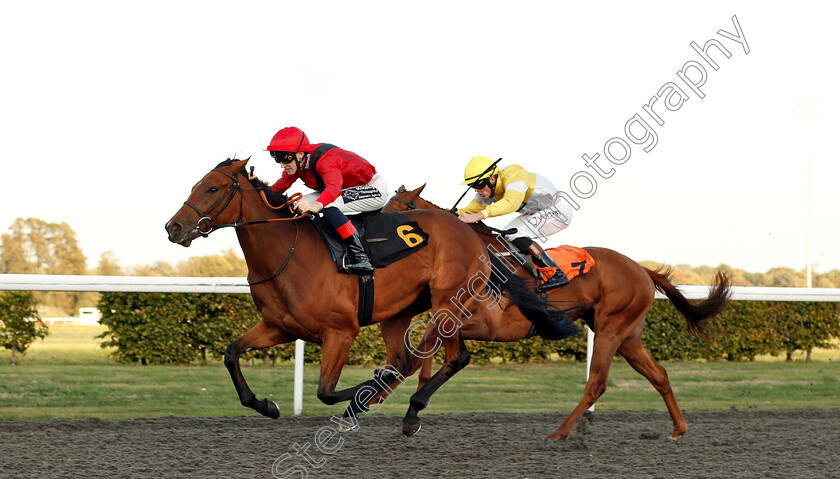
[
  {"left": 489, "top": 254, "right": 580, "bottom": 340},
  {"left": 646, "top": 267, "right": 732, "bottom": 341}
]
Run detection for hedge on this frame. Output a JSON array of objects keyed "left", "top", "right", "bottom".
[{"left": 97, "top": 292, "right": 840, "bottom": 365}]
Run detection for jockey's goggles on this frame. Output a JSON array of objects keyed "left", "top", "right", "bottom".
[
  {"left": 270, "top": 151, "right": 297, "bottom": 164},
  {"left": 469, "top": 177, "right": 492, "bottom": 190}
]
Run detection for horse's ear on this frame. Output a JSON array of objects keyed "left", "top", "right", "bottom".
[
  {"left": 396, "top": 185, "right": 406, "bottom": 193},
  {"left": 406, "top": 183, "right": 425, "bottom": 201},
  {"left": 223, "top": 159, "right": 249, "bottom": 174}
]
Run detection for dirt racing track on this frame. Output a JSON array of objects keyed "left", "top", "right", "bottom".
[{"left": 1, "top": 409, "right": 838, "bottom": 478}]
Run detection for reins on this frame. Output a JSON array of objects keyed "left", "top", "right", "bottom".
[
  {"left": 247, "top": 221, "right": 300, "bottom": 286},
  {"left": 389, "top": 189, "right": 517, "bottom": 236},
  {"left": 185, "top": 167, "right": 307, "bottom": 285},
  {"left": 184, "top": 168, "right": 307, "bottom": 233}
]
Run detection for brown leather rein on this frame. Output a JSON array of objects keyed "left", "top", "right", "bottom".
[{"left": 182, "top": 167, "right": 307, "bottom": 285}]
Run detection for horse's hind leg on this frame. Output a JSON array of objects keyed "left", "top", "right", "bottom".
[
  {"left": 618, "top": 335, "right": 687, "bottom": 439},
  {"left": 417, "top": 356, "right": 432, "bottom": 391},
  {"left": 224, "top": 320, "right": 291, "bottom": 418}
]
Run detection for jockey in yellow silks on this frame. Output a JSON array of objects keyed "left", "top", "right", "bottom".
[{"left": 457, "top": 156, "right": 574, "bottom": 292}]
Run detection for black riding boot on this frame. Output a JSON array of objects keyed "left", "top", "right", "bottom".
[
  {"left": 343, "top": 231, "right": 374, "bottom": 274},
  {"left": 525, "top": 241, "right": 569, "bottom": 292}
]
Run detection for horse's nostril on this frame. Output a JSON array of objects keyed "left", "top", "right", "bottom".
[{"left": 167, "top": 221, "right": 182, "bottom": 235}]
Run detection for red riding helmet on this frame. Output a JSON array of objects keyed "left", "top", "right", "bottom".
[{"left": 267, "top": 127, "right": 311, "bottom": 153}]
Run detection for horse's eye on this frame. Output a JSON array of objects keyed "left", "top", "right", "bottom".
[{"left": 209, "top": 186, "right": 219, "bottom": 193}]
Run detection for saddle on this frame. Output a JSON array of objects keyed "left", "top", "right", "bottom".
[
  {"left": 491, "top": 235, "right": 595, "bottom": 290},
  {"left": 540, "top": 245, "right": 595, "bottom": 286},
  {"left": 311, "top": 211, "right": 429, "bottom": 273},
  {"left": 311, "top": 212, "right": 430, "bottom": 328}
]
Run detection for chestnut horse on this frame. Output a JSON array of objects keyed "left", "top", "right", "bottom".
[
  {"left": 165, "top": 160, "right": 577, "bottom": 433},
  {"left": 382, "top": 184, "right": 733, "bottom": 440}
]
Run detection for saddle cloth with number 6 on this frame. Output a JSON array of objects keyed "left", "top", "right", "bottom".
[
  {"left": 312, "top": 211, "right": 430, "bottom": 273},
  {"left": 361, "top": 212, "right": 429, "bottom": 267}
]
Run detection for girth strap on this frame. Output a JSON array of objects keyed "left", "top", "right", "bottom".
[{"left": 357, "top": 274, "right": 375, "bottom": 327}]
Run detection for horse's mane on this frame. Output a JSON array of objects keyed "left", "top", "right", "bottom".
[
  {"left": 215, "top": 159, "right": 290, "bottom": 208},
  {"left": 408, "top": 189, "right": 498, "bottom": 237},
  {"left": 417, "top": 195, "right": 447, "bottom": 211}
]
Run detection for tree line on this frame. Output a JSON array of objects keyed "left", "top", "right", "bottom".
[
  {"left": 2, "top": 217, "right": 839, "bottom": 365},
  {"left": 0, "top": 217, "right": 247, "bottom": 316}
]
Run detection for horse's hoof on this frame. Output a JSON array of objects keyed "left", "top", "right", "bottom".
[
  {"left": 338, "top": 422, "right": 360, "bottom": 433},
  {"left": 402, "top": 421, "right": 421, "bottom": 437},
  {"left": 546, "top": 433, "right": 566, "bottom": 441},
  {"left": 670, "top": 422, "right": 687, "bottom": 440},
  {"left": 262, "top": 399, "right": 280, "bottom": 419}
]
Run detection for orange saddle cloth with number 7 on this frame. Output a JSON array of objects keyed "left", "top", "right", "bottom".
[{"left": 537, "top": 245, "right": 595, "bottom": 284}]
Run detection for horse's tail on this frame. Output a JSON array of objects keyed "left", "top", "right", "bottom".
[
  {"left": 489, "top": 254, "right": 580, "bottom": 340},
  {"left": 645, "top": 267, "right": 732, "bottom": 341}
]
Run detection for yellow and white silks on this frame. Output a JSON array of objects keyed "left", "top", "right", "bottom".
[{"left": 457, "top": 164, "right": 574, "bottom": 241}]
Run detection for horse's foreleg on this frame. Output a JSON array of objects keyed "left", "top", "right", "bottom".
[
  {"left": 548, "top": 331, "right": 620, "bottom": 441},
  {"left": 403, "top": 331, "right": 470, "bottom": 437},
  {"left": 339, "top": 312, "right": 418, "bottom": 422},
  {"left": 314, "top": 329, "right": 358, "bottom": 406},
  {"left": 367, "top": 311, "right": 419, "bottom": 401},
  {"left": 224, "top": 320, "right": 290, "bottom": 418},
  {"left": 618, "top": 335, "right": 687, "bottom": 439}
]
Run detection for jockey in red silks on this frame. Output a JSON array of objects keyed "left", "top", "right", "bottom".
[{"left": 267, "top": 127, "right": 388, "bottom": 273}]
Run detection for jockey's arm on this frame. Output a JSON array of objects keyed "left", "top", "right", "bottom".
[
  {"left": 483, "top": 188, "right": 526, "bottom": 218},
  {"left": 270, "top": 172, "right": 296, "bottom": 193},
  {"left": 456, "top": 198, "right": 487, "bottom": 216},
  {"left": 314, "top": 158, "right": 344, "bottom": 206}
]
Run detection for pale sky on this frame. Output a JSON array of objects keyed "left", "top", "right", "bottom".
[{"left": 1, "top": 1, "right": 838, "bottom": 275}]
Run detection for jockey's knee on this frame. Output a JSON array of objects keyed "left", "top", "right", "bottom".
[{"left": 511, "top": 236, "right": 533, "bottom": 254}]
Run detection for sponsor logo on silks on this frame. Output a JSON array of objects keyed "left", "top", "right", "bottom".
[
  {"left": 397, "top": 225, "right": 424, "bottom": 247},
  {"left": 342, "top": 186, "right": 382, "bottom": 202},
  {"left": 527, "top": 209, "right": 570, "bottom": 230}
]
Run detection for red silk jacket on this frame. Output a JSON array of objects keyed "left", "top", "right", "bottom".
[{"left": 270, "top": 144, "right": 376, "bottom": 206}]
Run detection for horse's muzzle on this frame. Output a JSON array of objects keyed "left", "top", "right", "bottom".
[{"left": 165, "top": 220, "right": 193, "bottom": 247}]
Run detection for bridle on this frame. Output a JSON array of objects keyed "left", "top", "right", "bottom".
[
  {"left": 183, "top": 168, "right": 305, "bottom": 234},
  {"left": 386, "top": 186, "right": 421, "bottom": 211},
  {"left": 182, "top": 167, "right": 306, "bottom": 285},
  {"left": 183, "top": 168, "right": 244, "bottom": 235},
  {"left": 387, "top": 194, "right": 416, "bottom": 210}
]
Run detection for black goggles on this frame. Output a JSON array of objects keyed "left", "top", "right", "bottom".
[
  {"left": 469, "top": 177, "right": 492, "bottom": 190},
  {"left": 270, "top": 151, "right": 297, "bottom": 164}
]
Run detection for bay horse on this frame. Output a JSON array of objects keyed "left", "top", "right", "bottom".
[
  {"left": 165, "top": 160, "right": 577, "bottom": 432},
  {"left": 383, "top": 184, "right": 733, "bottom": 440}
]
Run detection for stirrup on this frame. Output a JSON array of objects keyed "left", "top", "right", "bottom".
[
  {"left": 537, "top": 272, "right": 569, "bottom": 292},
  {"left": 343, "top": 256, "right": 374, "bottom": 274}
]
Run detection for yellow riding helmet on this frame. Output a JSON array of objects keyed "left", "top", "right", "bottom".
[{"left": 461, "top": 156, "right": 499, "bottom": 185}]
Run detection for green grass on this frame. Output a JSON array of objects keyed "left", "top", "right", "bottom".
[
  {"left": 8, "top": 323, "right": 115, "bottom": 365},
  {"left": 0, "top": 324, "right": 838, "bottom": 419}
]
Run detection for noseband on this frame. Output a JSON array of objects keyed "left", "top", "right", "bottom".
[{"left": 183, "top": 168, "right": 242, "bottom": 235}]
